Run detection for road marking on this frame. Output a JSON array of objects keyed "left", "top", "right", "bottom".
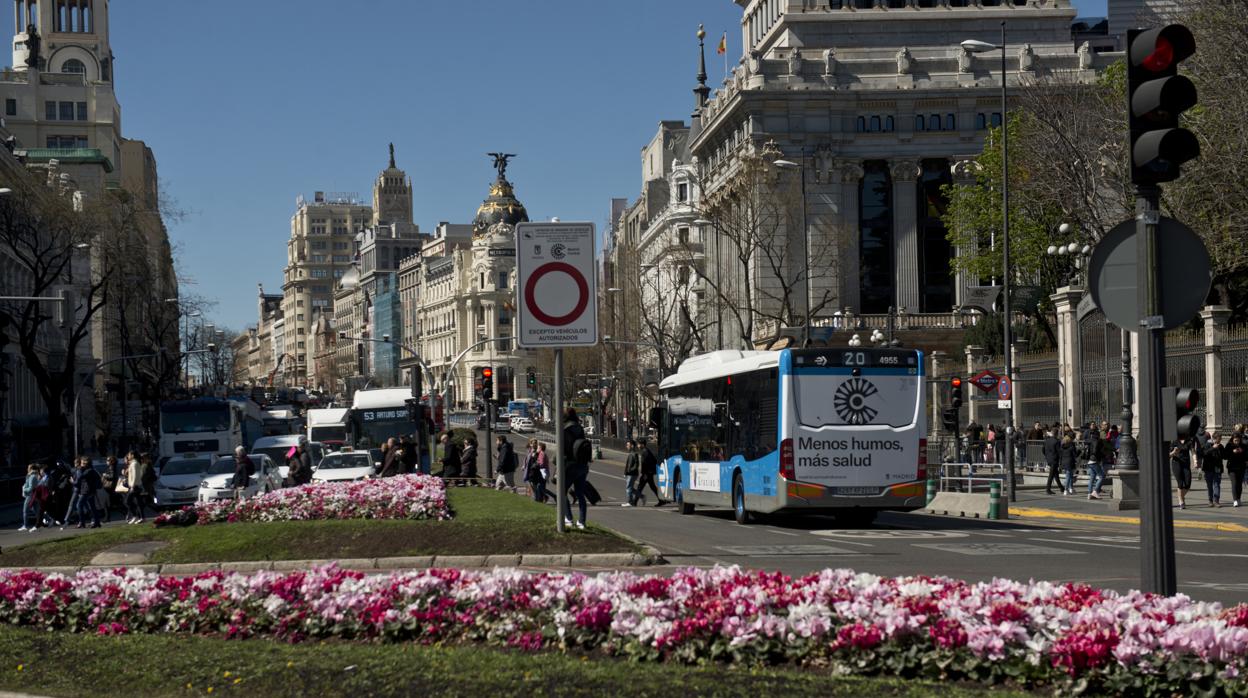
[
  {"left": 766, "top": 528, "right": 799, "bottom": 537},
  {"left": 716, "top": 544, "right": 860, "bottom": 557},
  {"left": 812, "top": 530, "right": 968, "bottom": 540},
  {"left": 912, "top": 542, "right": 1084, "bottom": 556},
  {"left": 1032, "top": 537, "right": 1135, "bottom": 550},
  {"left": 1012, "top": 506, "right": 1248, "bottom": 533},
  {"left": 1182, "top": 581, "right": 1248, "bottom": 593}
]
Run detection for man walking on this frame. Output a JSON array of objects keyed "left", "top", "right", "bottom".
[
  {"left": 1085, "top": 427, "right": 1106, "bottom": 500},
  {"left": 232, "top": 446, "right": 253, "bottom": 500},
  {"left": 622, "top": 440, "right": 640, "bottom": 506},
  {"left": 561, "top": 407, "right": 591, "bottom": 529},
  {"left": 1043, "top": 428, "right": 1061, "bottom": 495},
  {"left": 637, "top": 438, "right": 664, "bottom": 506}
]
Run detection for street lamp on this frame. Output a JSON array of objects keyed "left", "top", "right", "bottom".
[
  {"left": 772, "top": 156, "right": 811, "bottom": 346},
  {"left": 962, "top": 22, "right": 1016, "bottom": 501}
]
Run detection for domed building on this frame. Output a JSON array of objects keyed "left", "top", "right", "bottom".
[{"left": 473, "top": 154, "right": 529, "bottom": 236}]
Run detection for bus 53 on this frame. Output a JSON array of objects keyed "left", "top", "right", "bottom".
[{"left": 652, "top": 348, "right": 927, "bottom": 526}]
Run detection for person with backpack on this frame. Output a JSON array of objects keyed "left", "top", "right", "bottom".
[
  {"left": 495, "top": 435, "right": 518, "bottom": 491},
  {"left": 561, "top": 407, "right": 591, "bottom": 529},
  {"left": 622, "top": 440, "right": 641, "bottom": 507}
]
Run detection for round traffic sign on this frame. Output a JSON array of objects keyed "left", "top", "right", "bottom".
[
  {"left": 997, "top": 376, "right": 1012, "bottom": 400},
  {"left": 1088, "top": 218, "right": 1211, "bottom": 331},
  {"left": 523, "top": 262, "right": 589, "bottom": 326}
]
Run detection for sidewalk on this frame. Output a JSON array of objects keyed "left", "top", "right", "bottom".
[{"left": 1010, "top": 485, "right": 1248, "bottom": 532}]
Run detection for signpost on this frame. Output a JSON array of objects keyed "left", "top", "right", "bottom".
[
  {"left": 969, "top": 369, "right": 1000, "bottom": 394},
  {"left": 516, "top": 222, "right": 598, "bottom": 533}
]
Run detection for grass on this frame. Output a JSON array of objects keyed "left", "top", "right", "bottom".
[
  {"left": 1, "top": 488, "right": 636, "bottom": 568},
  {"left": 0, "top": 626, "right": 1027, "bottom": 698}
]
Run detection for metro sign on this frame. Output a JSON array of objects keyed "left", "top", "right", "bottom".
[{"left": 969, "top": 369, "right": 1001, "bottom": 394}]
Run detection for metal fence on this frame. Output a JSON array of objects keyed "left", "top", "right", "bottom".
[
  {"left": 1078, "top": 310, "right": 1125, "bottom": 427},
  {"left": 1222, "top": 325, "right": 1248, "bottom": 427},
  {"left": 1017, "top": 351, "right": 1060, "bottom": 428},
  {"left": 1165, "top": 328, "right": 1207, "bottom": 425}
]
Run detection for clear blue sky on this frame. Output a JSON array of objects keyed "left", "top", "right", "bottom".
[{"left": 8, "top": 0, "right": 1107, "bottom": 330}]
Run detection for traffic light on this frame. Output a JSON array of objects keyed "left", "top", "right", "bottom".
[
  {"left": 1127, "top": 25, "right": 1199, "bottom": 185},
  {"left": 527, "top": 368, "right": 536, "bottom": 387},
  {"left": 1162, "top": 386, "right": 1201, "bottom": 441},
  {"left": 941, "top": 408, "right": 959, "bottom": 432},
  {"left": 950, "top": 377, "right": 963, "bottom": 410},
  {"left": 481, "top": 367, "right": 494, "bottom": 401}
]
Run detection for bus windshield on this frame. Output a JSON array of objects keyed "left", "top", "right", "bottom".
[{"left": 161, "top": 406, "right": 230, "bottom": 434}]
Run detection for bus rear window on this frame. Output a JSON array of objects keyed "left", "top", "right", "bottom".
[{"left": 792, "top": 371, "right": 919, "bottom": 428}]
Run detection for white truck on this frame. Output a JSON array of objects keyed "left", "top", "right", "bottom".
[{"left": 306, "top": 407, "right": 349, "bottom": 449}]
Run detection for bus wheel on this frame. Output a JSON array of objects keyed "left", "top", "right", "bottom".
[
  {"left": 837, "top": 509, "right": 877, "bottom": 527},
  {"left": 674, "top": 470, "right": 694, "bottom": 516},
  {"left": 732, "top": 474, "right": 750, "bottom": 525}
]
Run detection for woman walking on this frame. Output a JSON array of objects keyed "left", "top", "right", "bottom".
[
  {"left": 18, "top": 464, "right": 41, "bottom": 532},
  {"left": 1169, "top": 436, "right": 1193, "bottom": 510},
  {"left": 529, "top": 442, "right": 551, "bottom": 503},
  {"left": 1058, "top": 434, "right": 1078, "bottom": 496},
  {"left": 1201, "top": 433, "right": 1225, "bottom": 507},
  {"left": 124, "top": 451, "right": 149, "bottom": 524},
  {"left": 1226, "top": 434, "right": 1246, "bottom": 508}
]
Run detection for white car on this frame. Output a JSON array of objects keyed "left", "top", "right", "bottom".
[
  {"left": 511, "top": 417, "right": 535, "bottom": 433},
  {"left": 312, "top": 451, "right": 375, "bottom": 483},
  {"left": 197, "top": 454, "right": 283, "bottom": 503},
  {"left": 152, "top": 454, "right": 217, "bottom": 509}
]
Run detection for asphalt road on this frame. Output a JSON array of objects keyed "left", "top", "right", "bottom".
[{"left": 500, "top": 430, "right": 1248, "bottom": 607}]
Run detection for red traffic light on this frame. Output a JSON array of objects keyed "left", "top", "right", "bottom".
[
  {"left": 1130, "top": 25, "right": 1195, "bottom": 74},
  {"left": 950, "top": 377, "right": 962, "bottom": 388},
  {"left": 482, "top": 368, "right": 493, "bottom": 378},
  {"left": 1176, "top": 387, "right": 1199, "bottom": 411}
]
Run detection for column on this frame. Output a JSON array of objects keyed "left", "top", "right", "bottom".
[
  {"left": 951, "top": 160, "right": 981, "bottom": 308},
  {"left": 891, "top": 160, "right": 921, "bottom": 312},
  {"left": 965, "top": 345, "right": 982, "bottom": 426},
  {"left": 930, "top": 351, "right": 946, "bottom": 438},
  {"left": 834, "top": 160, "right": 864, "bottom": 312},
  {"left": 1050, "top": 286, "right": 1082, "bottom": 424},
  {"left": 1201, "top": 305, "right": 1231, "bottom": 432}
]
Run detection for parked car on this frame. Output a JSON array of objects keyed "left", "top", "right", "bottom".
[
  {"left": 511, "top": 417, "right": 535, "bottom": 433},
  {"left": 152, "top": 454, "right": 216, "bottom": 509},
  {"left": 197, "top": 454, "right": 282, "bottom": 503},
  {"left": 312, "top": 452, "right": 375, "bottom": 483}
]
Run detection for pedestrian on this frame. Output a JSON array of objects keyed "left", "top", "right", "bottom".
[
  {"left": 1058, "top": 434, "right": 1078, "bottom": 495},
  {"left": 439, "top": 433, "right": 462, "bottom": 483},
  {"left": 1201, "top": 432, "right": 1224, "bottom": 508},
  {"left": 532, "top": 442, "right": 551, "bottom": 502},
  {"left": 1194, "top": 427, "right": 1211, "bottom": 487},
  {"left": 61, "top": 459, "right": 84, "bottom": 528},
  {"left": 1084, "top": 427, "right": 1106, "bottom": 500},
  {"left": 638, "top": 438, "right": 664, "bottom": 505},
  {"left": 561, "top": 407, "right": 591, "bottom": 529},
  {"left": 623, "top": 440, "right": 640, "bottom": 506},
  {"left": 1226, "top": 434, "right": 1246, "bottom": 507},
  {"left": 1169, "top": 436, "right": 1193, "bottom": 509},
  {"left": 74, "top": 458, "right": 102, "bottom": 528},
  {"left": 1043, "top": 429, "right": 1061, "bottom": 495},
  {"left": 100, "top": 455, "right": 121, "bottom": 522},
  {"left": 232, "top": 445, "right": 253, "bottom": 500},
  {"left": 18, "top": 463, "right": 40, "bottom": 532},
  {"left": 495, "top": 434, "right": 517, "bottom": 491},
  {"left": 966, "top": 420, "right": 984, "bottom": 463},
  {"left": 400, "top": 435, "right": 419, "bottom": 475},
  {"left": 379, "top": 437, "right": 405, "bottom": 478},
  {"left": 460, "top": 437, "right": 478, "bottom": 484},
  {"left": 125, "top": 451, "right": 149, "bottom": 524},
  {"left": 521, "top": 438, "right": 539, "bottom": 498},
  {"left": 46, "top": 460, "right": 72, "bottom": 527},
  {"left": 290, "top": 437, "right": 314, "bottom": 485},
  {"left": 986, "top": 424, "right": 997, "bottom": 464}
]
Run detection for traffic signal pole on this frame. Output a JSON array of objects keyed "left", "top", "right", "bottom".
[{"left": 1136, "top": 185, "right": 1177, "bottom": 596}]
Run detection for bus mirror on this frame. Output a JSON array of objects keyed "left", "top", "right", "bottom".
[{"left": 647, "top": 406, "right": 665, "bottom": 430}]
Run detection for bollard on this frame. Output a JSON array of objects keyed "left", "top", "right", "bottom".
[
  {"left": 989, "top": 480, "right": 1002, "bottom": 520},
  {"left": 926, "top": 475, "right": 937, "bottom": 506}
]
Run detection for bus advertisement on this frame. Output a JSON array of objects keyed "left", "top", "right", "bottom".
[{"left": 654, "top": 348, "right": 926, "bottom": 526}]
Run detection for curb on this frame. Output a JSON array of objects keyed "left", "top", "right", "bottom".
[
  {"left": 1012, "top": 506, "right": 1248, "bottom": 533},
  {"left": 0, "top": 548, "right": 666, "bottom": 576}
]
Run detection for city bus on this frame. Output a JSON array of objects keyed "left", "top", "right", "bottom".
[
  {"left": 158, "top": 397, "right": 266, "bottom": 460},
  {"left": 348, "top": 388, "right": 419, "bottom": 449},
  {"left": 653, "top": 348, "right": 926, "bottom": 525}
]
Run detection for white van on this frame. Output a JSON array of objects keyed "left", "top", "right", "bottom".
[{"left": 250, "top": 435, "right": 325, "bottom": 483}]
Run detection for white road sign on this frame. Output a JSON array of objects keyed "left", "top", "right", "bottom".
[{"left": 515, "top": 221, "right": 598, "bottom": 348}]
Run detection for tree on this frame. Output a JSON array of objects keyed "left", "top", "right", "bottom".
[
  {"left": 688, "top": 140, "right": 843, "bottom": 350},
  {"left": 0, "top": 179, "right": 108, "bottom": 456}
]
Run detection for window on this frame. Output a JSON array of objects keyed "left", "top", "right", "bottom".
[
  {"left": 298, "top": 341, "right": 306, "bottom": 349},
  {"left": 4, "top": 99, "right": 15, "bottom": 116},
  {"left": 333, "top": 255, "right": 351, "bottom": 263},
  {"left": 945, "top": 114, "right": 956, "bottom": 131},
  {"left": 310, "top": 255, "right": 327, "bottom": 263},
  {"left": 915, "top": 115, "right": 925, "bottom": 131},
  {"left": 311, "top": 269, "right": 329, "bottom": 279},
  {"left": 333, "top": 241, "right": 349, "bottom": 250},
  {"left": 856, "top": 116, "right": 866, "bottom": 133},
  {"left": 884, "top": 116, "right": 895, "bottom": 132},
  {"left": 46, "top": 135, "right": 88, "bottom": 148},
  {"left": 859, "top": 160, "right": 894, "bottom": 314},
  {"left": 310, "top": 241, "right": 327, "bottom": 250},
  {"left": 499, "top": 309, "right": 511, "bottom": 325},
  {"left": 929, "top": 114, "right": 941, "bottom": 131},
  {"left": 312, "top": 299, "right": 330, "bottom": 308},
  {"left": 61, "top": 59, "right": 86, "bottom": 75},
  {"left": 678, "top": 227, "right": 689, "bottom": 245},
  {"left": 991, "top": 112, "right": 1003, "bottom": 128},
  {"left": 45, "top": 101, "right": 56, "bottom": 120},
  {"left": 677, "top": 183, "right": 689, "bottom": 202},
  {"left": 869, "top": 115, "right": 881, "bottom": 132},
  {"left": 917, "top": 159, "right": 954, "bottom": 312},
  {"left": 297, "top": 314, "right": 305, "bottom": 322},
  {"left": 59, "top": 102, "right": 75, "bottom": 121},
  {"left": 76, "top": 102, "right": 87, "bottom": 120},
  {"left": 975, "top": 113, "right": 987, "bottom": 130},
  {"left": 498, "top": 271, "right": 508, "bottom": 289}
]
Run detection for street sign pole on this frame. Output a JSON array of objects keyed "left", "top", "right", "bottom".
[
  {"left": 1136, "top": 184, "right": 1176, "bottom": 596},
  {"left": 553, "top": 349, "right": 566, "bottom": 534}
]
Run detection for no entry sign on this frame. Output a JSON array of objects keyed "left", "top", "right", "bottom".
[{"left": 515, "top": 222, "right": 598, "bottom": 348}]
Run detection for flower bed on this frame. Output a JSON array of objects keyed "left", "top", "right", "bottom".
[
  {"left": 0, "top": 565, "right": 1244, "bottom": 695},
  {"left": 186, "top": 474, "right": 450, "bottom": 524}
]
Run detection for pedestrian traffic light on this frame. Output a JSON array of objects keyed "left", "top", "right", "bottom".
[
  {"left": 1162, "top": 386, "right": 1201, "bottom": 441},
  {"left": 1127, "top": 25, "right": 1199, "bottom": 185},
  {"left": 481, "top": 367, "right": 494, "bottom": 401},
  {"left": 950, "top": 377, "right": 963, "bottom": 410}
]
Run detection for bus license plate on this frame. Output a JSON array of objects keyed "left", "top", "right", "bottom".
[{"left": 834, "top": 487, "right": 879, "bottom": 496}]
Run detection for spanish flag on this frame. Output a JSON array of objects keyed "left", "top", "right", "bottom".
[{"left": 717, "top": 32, "right": 727, "bottom": 55}]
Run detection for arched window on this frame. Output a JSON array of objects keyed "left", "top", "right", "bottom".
[
  {"left": 975, "top": 113, "right": 987, "bottom": 130},
  {"left": 884, "top": 116, "right": 895, "bottom": 132},
  {"left": 856, "top": 116, "right": 867, "bottom": 133},
  {"left": 915, "top": 115, "right": 926, "bottom": 131},
  {"left": 859, "top": 161, "right": 894, "bottom": 314},
  {"left": 62, "top": 59, "right": 86, "bottom": 75},
  {"left": 869, "top": 115, "right": 881, "bottom": 132},
  {"left": 991, "top": 112, "right": 1003, "bottom": 128},
  {"left": 930, "top": 114, "right": 942, "bottom": 131},
  {"left": 945, "top": 114, "right": 956, "bottom": 131}
]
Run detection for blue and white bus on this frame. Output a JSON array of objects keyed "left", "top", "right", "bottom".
[{"left": 654, "top": 348, "right": 927, "bottom": 525}]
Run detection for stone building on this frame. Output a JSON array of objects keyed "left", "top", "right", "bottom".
[{"left": 685, "top": 0, "right": 1108, "bottom": 346}]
